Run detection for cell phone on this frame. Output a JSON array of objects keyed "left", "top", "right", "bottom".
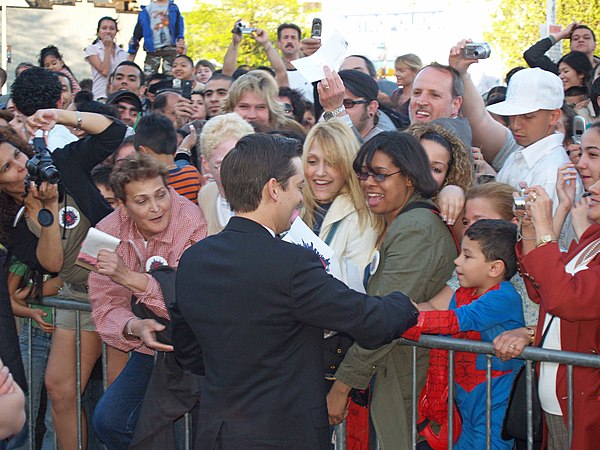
[
  {"left": 311, "top": 18, "right": 322, "bottom": 39},
  {"left": 181, "top": 80, "right": 193, "bottom": 100},
  {"left": 572, "top": 115, "right": 586, "bottom": 145}
]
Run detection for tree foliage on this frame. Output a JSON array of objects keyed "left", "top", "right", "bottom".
[
  {"left": 484, "top": 0, "right": 600, "bottom": 72},
  {"left": 184, "top": 0, "right": 315, "bottom": 68}
]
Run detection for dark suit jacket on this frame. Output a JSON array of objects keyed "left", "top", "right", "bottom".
[{"left": 171, "top": 217, "right": 419, "bottom": 450}]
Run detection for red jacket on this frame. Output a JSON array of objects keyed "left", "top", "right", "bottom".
[{"left": 518, "top": 223, "right": 600, "bottom": 449}]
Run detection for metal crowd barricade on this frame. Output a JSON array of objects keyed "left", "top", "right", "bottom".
[
  {"left": 333, "top": 335, "right": 600, "bottom": 450},
  {"left": 23, "top": 300, "right": 600, "bottom": 450},
  {"left": 22, "top": 298, "right": 194, "bottom": 450}
]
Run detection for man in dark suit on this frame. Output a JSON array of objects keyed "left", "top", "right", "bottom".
[{"left": 171, "top": 134, "right": 419, "bottom": 450}]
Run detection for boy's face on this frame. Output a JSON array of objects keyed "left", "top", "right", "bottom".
[{"left": 454, "top": 236, "right": 496, "bottom": 295}]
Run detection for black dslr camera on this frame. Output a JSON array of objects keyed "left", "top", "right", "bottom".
[{"left": 25, "top": 130, "right": 60, "bottom": 188}]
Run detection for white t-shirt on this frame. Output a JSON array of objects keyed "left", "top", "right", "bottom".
[
  {"left": 146, "top": 2, "right": 171, "bottom": 49},
  {"left": 84, "top": 41, "right": 128, "bottom": 100}
]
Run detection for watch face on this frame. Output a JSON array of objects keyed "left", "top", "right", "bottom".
[{"left": 323, "top": 112, "right": 333, "bottom": 120}]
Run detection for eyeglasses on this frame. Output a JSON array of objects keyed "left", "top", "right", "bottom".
[
  {"left": 343, "top": 99, "right": 370, "bottom": 109},
  {"left": 357, "top": 170, "right": 402, "bottom": 182}
]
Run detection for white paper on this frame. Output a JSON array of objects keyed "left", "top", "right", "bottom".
[
  {"left": 282, "top": 217, "right": 342, "bottom": 281},
  {"left": 290, "top": 30, "right": 349, "bottom": 82},
  {"left": 80, "top": 227, "right": 120, "bottom": 258},
  {"left": 345, "top": 258, "right": 366, "bottom": 294}
]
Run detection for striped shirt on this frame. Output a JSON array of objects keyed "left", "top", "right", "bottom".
[
  {"left": 88, "top": 187, "right": 207, "bottom": 354},
  {"left": 168, "top": 165, "right": 202, "bottom": 203}
]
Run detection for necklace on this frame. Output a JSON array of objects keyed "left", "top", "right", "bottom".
[{"left": 575, "top": 238, "right": 600, "bottom": 269}]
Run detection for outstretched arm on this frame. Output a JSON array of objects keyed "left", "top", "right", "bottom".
[{"left": 448, "top": 39, "right": 510, "bottom": 166}]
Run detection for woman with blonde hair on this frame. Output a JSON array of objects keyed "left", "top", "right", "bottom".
[
  {"left": 301, "top": 118, "right": 380, "bottom": 381},
  {"left": 391, "top": 53, "right": 422, "bottom": 118},
  {"left": 222, "top": 70, "right": 303, "bottom": 134},
  {"left": 302, "top": 118, "right": 381, "bottom": 281}
]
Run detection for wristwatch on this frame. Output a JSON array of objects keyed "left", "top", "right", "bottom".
[
  {"left": 323, "top": 105, "right": 345, "bottom": 121},
  {"left": 535, "top": 234, "right": 557, "bottom": 248},
  {"left": 525, "top": 326, "right": 536, "bottom": 345}
]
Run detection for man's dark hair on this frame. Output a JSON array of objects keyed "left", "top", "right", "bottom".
[
  {"left": 221, "top": 133, "right": 302, "bottom": 213},
  {"left": 14, "top": 62, "right": 34, "bottom": 77},
  {"left": 590, "top": 77, "right": 600, "bottom": 116},
  {"left": 277, "top": 23, "right": 302, "bottom": 41},
  {"left": 12, "top": 67, "right": 61, "bottom": 116},
  {"left": 79, "top": 78, "right": 93, "bottom": 92},
  {"left": 278, "top": 87, "right": 306, "bottom": 124},
  {"left": 55, "top": 71, "right": 73, "bottom": 92},
  {"left": 174, "top": 54, "right": 194, "bottom": 67},
  {"left": 465, "top": 219, "right": 518, "bottom": 280},
  {"left": 207, "top": 73, "right": 233, "bottom": 84},
  {"left": 113, "top": 61, "right": 145, "bottom": 86},
  {"left": 91, "top": 164, "right": 114, "bottom": 188},
  {"left": 420, "top": 63, "right": 464, "bottom": 98},
  {"left": 346, "top": 54, "right": 377, "bottom": 77},
  {"left": 134, "top": 113, "right": 177, "bottom": 155},
  {"left": 570, "top": 25, "right": 596, "bottom": 43},
  {"left": 505, "top": 66, "right": 525, "bottom": 85},
  {"left": 147, "top": 72, "right": 167, "bottom": 85},
  {"left": 353, "top": 131, "right": 439, "bottom": 199}
]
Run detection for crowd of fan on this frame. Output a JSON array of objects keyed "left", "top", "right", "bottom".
[{"left": 0, "top": 5, "right": 600, "bottom": 450}]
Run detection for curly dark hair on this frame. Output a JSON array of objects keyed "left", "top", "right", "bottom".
[
  {"left": 0, "top": 126, "right": 33, "bottom": 243},
  {"left": 11, "top": 67, "right": 62, "bottom": 116}
]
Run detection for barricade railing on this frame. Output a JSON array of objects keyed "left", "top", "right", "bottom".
[
  {"left": 21, "top": 299, "right": 600, "bottom": 450},
  {"left": 333, "top": 336, "right": 600, "bottom": 450}
]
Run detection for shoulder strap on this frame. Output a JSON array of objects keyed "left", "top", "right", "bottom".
[
  {"left": 400, "top": 201, "right": 460, "bottom": 253},
  {"left": 324, "top": 220, "right": 341, "bottom": 246}
]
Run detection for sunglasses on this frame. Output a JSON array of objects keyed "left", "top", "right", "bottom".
[
  {"left": 343, "top": 99, "right": 370, "bottom": 109},
  {"left": 356, "top": 170, "right": 402, "bottom": 182}
]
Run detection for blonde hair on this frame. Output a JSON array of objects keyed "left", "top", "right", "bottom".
[
  {"left": 395, "top": 53, "right": 422, "bottom": 72},
  {"left": 200, "top": 113, "right": 254, "bottom": 161},
  {"left": 222, "top": 70, "right": 290, "bottom": 130},
  {"left": 406, "top": 122, "right": 474, "bottom": 195},
  {"left": 300, "top": 119, "right": 383, "bottom": 234},
  {"left": 465, "top": 182, "right": 517, "bottom": 221}
]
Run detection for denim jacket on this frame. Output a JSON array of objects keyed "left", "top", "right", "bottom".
[{"left": 128, "top": 0, "right": 184, "bottom": 54}]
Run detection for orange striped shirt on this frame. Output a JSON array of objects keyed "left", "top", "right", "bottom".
[{"left": 167, "top": 165, "right": 201, "bottom": 203}]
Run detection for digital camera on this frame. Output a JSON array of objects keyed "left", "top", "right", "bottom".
[
  {"left": 25, "top": 131, "right": 60, "bottom": 187},
  {"left": 463, "top": 42, "right": 492, "bottom": 60},
  {"left": 513, "top": 189, "right": 526, "bottom": 211}
]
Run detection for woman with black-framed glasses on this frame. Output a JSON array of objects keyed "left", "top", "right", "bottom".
[{"left": 327, "top": 131, "right": 459, "bottom": 449}]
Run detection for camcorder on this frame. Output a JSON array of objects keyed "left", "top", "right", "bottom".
[
  {"left": 232, "top": 21, "right": 255, "bottom": 35},
  {"left": 25, "top": 130, "right": 60, "bottom": 190},
  {"left": 463, "top": 42, "right": 492, "bottom": 60}
]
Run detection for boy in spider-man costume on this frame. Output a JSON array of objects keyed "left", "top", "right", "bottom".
[{"left": 403, "top": 220, "right": 525, "bottom": 450}]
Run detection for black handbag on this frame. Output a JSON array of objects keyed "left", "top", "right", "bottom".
[{"left": 501, "top": 317, "right": 554, "bottom": 444}]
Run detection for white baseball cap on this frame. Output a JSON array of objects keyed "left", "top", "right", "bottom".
[{"left": 486, "top": 68, "right": 564, "bottom": 116}]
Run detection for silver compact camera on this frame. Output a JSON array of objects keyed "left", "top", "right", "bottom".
[
  {"left": 513, "top": 189, "right": 526, "bottom": 211},
  {"left": 463, "top": 42, "right": 492, "bottom": 60}
]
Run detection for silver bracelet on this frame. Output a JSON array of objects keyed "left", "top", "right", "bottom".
[{"left": 75, "top": 111, "right": 82, "bottom": 131}]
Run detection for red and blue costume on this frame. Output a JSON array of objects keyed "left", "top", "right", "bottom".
[{"left": 403, "top": 281, "right": 525, "bottom": 449}]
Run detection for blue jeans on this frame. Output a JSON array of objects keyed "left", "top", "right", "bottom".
[
  {"left": 7, "top": 322, "right": 54, "bottom": 450},
  {"left": 92, "top": 352, "right": 153, "bottom": 450}
]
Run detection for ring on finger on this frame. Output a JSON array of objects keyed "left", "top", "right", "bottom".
[{"left": 509, "top": 344, "right": 516, "bottom": 349}]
